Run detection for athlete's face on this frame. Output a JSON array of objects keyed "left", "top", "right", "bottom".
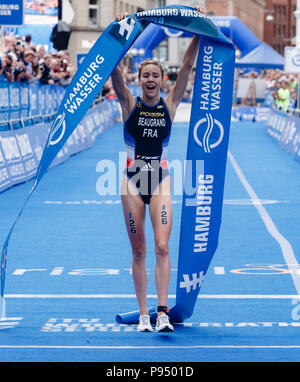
[{"left": 139, "top": 64, "right": 162, "bottom": 100}]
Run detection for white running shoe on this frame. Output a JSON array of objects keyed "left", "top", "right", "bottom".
[
  {"left": 137, "top": 315, "right": 153, "bottom": 332},
  {"left": 155, "top": 314, "right": 174, "bottom": 332}
]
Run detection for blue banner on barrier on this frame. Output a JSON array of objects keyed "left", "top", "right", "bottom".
[
  {"left": 0, "top": 82, "right": 9, "bottom": 123},
  {"left": 28, "top": 83, "right": 39, "bottom": 117},
  {"left": 0, "top": 79, "right": 68, "bottom": 124},
  {"left": 0, "top": 0, "right": 24, "bottom": 27},
  {"left": 0, "top": 100, "right": 119, "bottom": 193},
  {"left": 266, "top": 108, "right": 300, "bottom": 162},
  {"left": 232, "top": 106, "right": 271, "bottom": 122}
]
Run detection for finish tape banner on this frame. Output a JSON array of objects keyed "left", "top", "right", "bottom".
[{"left": 1, "top": 5, "right": 235, "bottom": 322}]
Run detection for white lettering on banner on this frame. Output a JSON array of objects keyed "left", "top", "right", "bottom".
[
  {"left": 21, "top": 86, "right": 29, "bottom": 107},
  {"left": 137, "top": 8, "right": 179, "bottom": 17},
  {"left": 0, "top": 87, "right": 9, "bottom": 108},
  {"left": 0, "top": 4, "right": 19, "bottom": 11},
  {"left": 136, "top": 8, "right": 206, "bottom": 18},
  {"left": 64, "top": 55, "right": 104, "bottom": 114},
  {"left": 9, "top": 163, "right": 25, "bottom": 177},
  {"left": 179, "top": 271, "right": 205, "bottom": 293},
  {"left": 192, "top": 45, "right": 224, "bottom": 152},
  {"left": 16, "top": 134, "right": 33, "bottom": 157},
  {"left": 24, "top": 158, "right": 37, "bottom": 173},
  {"left": 199, "top": 46, "right": 223, "bottom": 111},
  {"left": 0, "top": 168, "right": 9, "bottom": 184},
  {"left": 9, "top": 87, "right": 19, "bottom": 108},
  {"left": 0, "top": 147, "right": 4, "bottom": 165},
  {"left": 117, "top": 18, "right": 136, "bottom": 40},
  {"left": 1, "top": 137, "right": 21, "bottom": 162},
  {"left": 193, "top": 174, "right": 213, "bottom": 253}
]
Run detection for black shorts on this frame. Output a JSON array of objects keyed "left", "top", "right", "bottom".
[{"left": 125, "top": 159, "right": 170, "bottom": 204}]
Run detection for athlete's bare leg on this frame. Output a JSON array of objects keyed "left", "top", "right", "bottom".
[
  {"left": 121, "top": 175, "right": 148, "bottom": 315},
  {"left": 149, "top": 176, "right": 173, "bottom": 315}
]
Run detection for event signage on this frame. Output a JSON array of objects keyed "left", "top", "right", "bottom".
[
  {"left": 0, "top": 81, "right": 65, "bottom": 123},
  {"left": 0, "top": 0, "right": 24, "bottom": 26},
  {"left": 284, "top": 46, "right": 300, "bottom": 73},
  {"left": 266, "top": 107, "right": 300, "bottom": 162},
  {"left": 1, "top": 6, "right": 235, "bottom": 324},
  {"left": 0, "top": 98, "right": 119, "bottom": 193}
]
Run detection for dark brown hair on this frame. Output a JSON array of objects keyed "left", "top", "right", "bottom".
[{"left": 138, "top": 59, "right": 164, "bottom": 79}]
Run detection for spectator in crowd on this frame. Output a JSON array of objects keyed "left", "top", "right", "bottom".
[
  {"left": 123, "top": 66, "right": 134, "bottom": 85},
  {"left": 39, "top": 54, "right": 55, "bottom": 85},
  {"left": 32, "top": 54, "right": 41, "bottom": 79},
  {"left": 37, "top": 45, "right": 46, "bottom": 66},
  {"left": 271, "top": 81, "right": 281, "bottom": 102},
  {"left": 3, "top": 35, "right": 16, "bottom": 58},
  {"left": 289, "top": 75, "right": 297, "bottom": 91},
  {"left": 14, "top": 58, "right": 28, "bottom": 82},
  {"left": 15, "top": 39, "right": 25, "bottom": 62},
  {"left": 24, "top": 34, "right": 33, "bottom": 50},
  {"left": 53, "top": 50, "right": 73, "bottom": 85},
  {"left": 275, "top": 80, "right": 290, "bottom": 112},
  {"left": 22, "top": 50, "right": 36, "bottom": 82},
  {"left": 240, "top": 71, "right": 258, "bottom": 106},
  {"left": 236, "top": 68, "right": 298, "bottom": 111},
  {"left": 0, "top": 33, "right": 74, "bottom": 87},
  {"left": 181, "top": 70, "right": 194, "bottom": 101},
  {"left": 103, "top": 77, "right": 117, "bottom": 100},
  {"left": 0, "top": 53, "right": 15, "bottom": 83},
  {"left": 290, "top": 87, "right": 297, "bottom": 109}
]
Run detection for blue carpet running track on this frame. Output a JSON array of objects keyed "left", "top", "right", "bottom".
[{"left": 1, "top": 113, "right": 300, "bottom": 362}]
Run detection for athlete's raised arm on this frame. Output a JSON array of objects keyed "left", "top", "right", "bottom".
[
  {"left": 165, "top": 7, "right": 206, "bottom": 118},
  {"left": 111, "top": 12, "right": 136, "bottom": 121}
]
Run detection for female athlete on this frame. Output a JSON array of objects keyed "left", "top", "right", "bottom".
[{"left": 111, "top": 6, "right": 206, "bottom": 332}]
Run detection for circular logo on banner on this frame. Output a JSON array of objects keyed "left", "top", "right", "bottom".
[
  {"left": 193, "top": 113, "right": 224, "bottom": 153},
  {"left": 292, "top": 54, "right": 300, "bottom": 66},
  {"left": 49, "top": 112, "right": 66, "bottom": 146},
  {"left": 162, "top": 27, "right": 183, "bottom": 38}
]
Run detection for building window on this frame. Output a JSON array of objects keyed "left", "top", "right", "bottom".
[
  {"left": 89, "top": 0, "right": 99, "bottom": 28},
  {"left": 113, "top": 0, "right": 118, "bottom": 15},
  {"left": 153, "top": 39, "right": 168, "bottom": 62},
  {"left": 274, "top": 4, "right": 278, "bottom": 20}
]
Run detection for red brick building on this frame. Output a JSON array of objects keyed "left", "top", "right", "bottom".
[
  {"left": 264, "top": 0, "right": 296, "bottom": 55},
  {"left": 206, "top": 0, "right": 265, "bottom": 40}
]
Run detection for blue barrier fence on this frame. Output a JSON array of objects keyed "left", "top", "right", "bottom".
[
  {"left": 231, "top": 106, "right": 271, "bottom": 122},
  {"left": 0, "top": 79, "right": 120, "bottom": 193},
  {"left": 265, "top": 107, "right": 300, "bottom": 163},
  {"left": 2, "top": 79, "right": 299, "bottom": 195},
  {"left": 0, "top": 79, "right": 65, "bottom": 128},
  {"left": 231, "top": 89, "right": 296, "bottom": 123}
]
